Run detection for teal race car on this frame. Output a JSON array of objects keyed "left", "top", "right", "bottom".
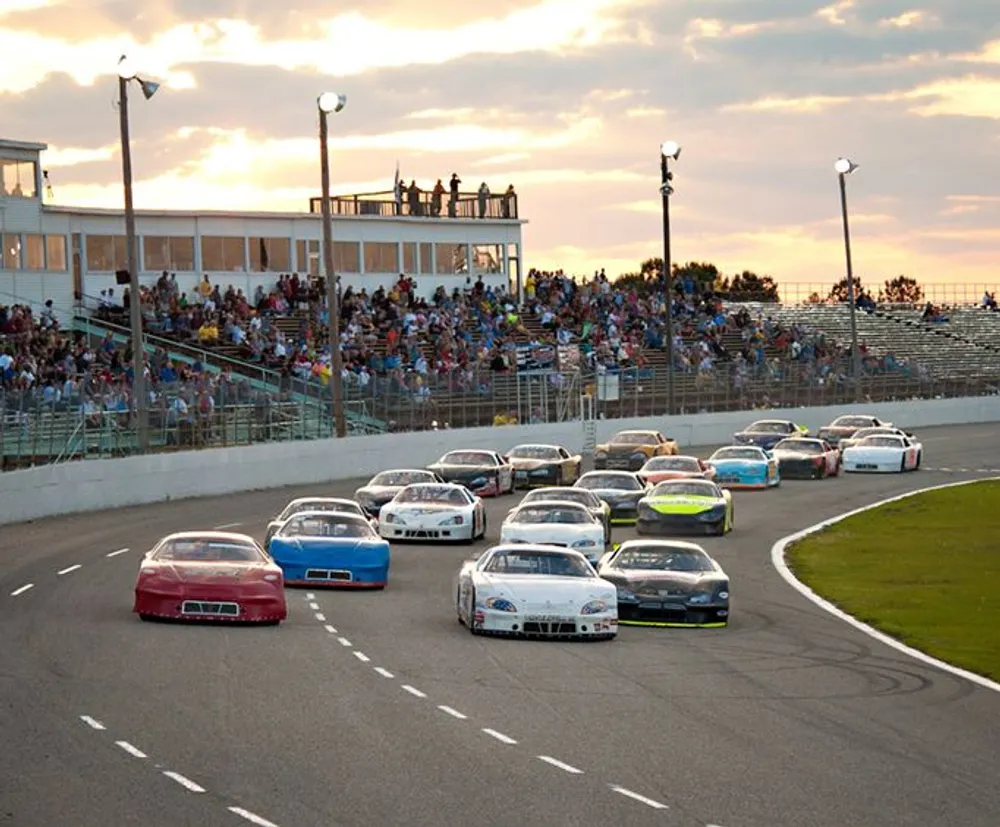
[
  {"left": 635, "top": 479, "right": 734, "bottom": 536},
  {"left": 706, "top": 446, "right": 780, "bottom": 490}
]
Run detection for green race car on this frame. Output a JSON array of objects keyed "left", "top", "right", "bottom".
[{"left": 636, "top": 479, "right": 734, "bottom": 536}]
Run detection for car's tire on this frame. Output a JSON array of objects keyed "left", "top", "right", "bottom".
[
  {"left": 456, "top": 586, "right": 464, "bottom": 624},
  {"left": 713, "top": 520, "right": 726, "bottom": 536},
  {"left": 138, "top": 613, "right": 155, "bottom": 622},
  {"left": 900, "top": 454, "right": 907, "bottom": 473},
  {"left": 468, "top": 588, "right": 480, "bottom": 635},
  {"left": 555, "top": 468, "right": 564, "bottom": 486},
  {"left": 915, "top": 451, "right": 922, "bottom": 470}
]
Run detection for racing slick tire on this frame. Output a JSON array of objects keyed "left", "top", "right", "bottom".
[
  {"left": 916, "top": 451, "right": 922, "bottom": 470},
  {"left": 476, "top": 513, "right": 487, "bottom": 540},
  {"left": 712, "top": 520, "right": 726, "bottom": 536},
  {"left": 467, "top": 588, "right": 481, "bottom": 635},
  {"left": 138, "top": 613, "right": 155, "bottom": 622},
  {"left": 555, "top": 468, "right": 564, "bottom": 487},
  {"left": 900, "top": 454, "right": 907, "bottom": 473}
]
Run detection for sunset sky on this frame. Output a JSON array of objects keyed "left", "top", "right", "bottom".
[{"left": 2, "top": 0, "right": 998, "bottom": 293}]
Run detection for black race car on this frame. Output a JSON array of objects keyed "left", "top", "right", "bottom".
[
  {"left": 597, "top": 539, "right": 730, "bottom": 627},
  {"left": 573, "top": 471, "right": 648, "bottom": 525},
  {"left": 426, "top": 449, "right": 515, "bottom": 497},
  {"left": 506, "top": 443, "right": 582, "bottom": 488},
  {"left": 816, "top": 414, "right": 894, "bottom": 447},
  {"left": 732, "top": 419, "right": 808, "bottom": 450},
  {"left": 354, "top": 469, "right": 444, "bottom": 518}
]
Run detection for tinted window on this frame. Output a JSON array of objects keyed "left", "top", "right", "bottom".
[
  {"left": 577, "top": 473, "right": 642, "bottom": 491},
  {"left": 852, "top": 428, "right": 896, "bottom": 440},
  {"left": 155, "top": 538, "right": 262, "bottom": 562},
  {"left": 440, "top": 451, "right": 495, "bottom": 465},
  {"left": 609, "top": 432, "right": 657, "bottom": 445},
  {"left": 774, "top": 439, "right": 823, "bottom": 454},
  {"left": 369, "top": 470, "right": 435, "bottom": 486},
  {"left": 745, "top": 421, "right": 791, "bottom": 433},
  {"left": 396, "top": 485, "right": 470, "bottom": 505},
  {"left": 644, "top": 456, "right": 701, "bottom": 472},
  {"left": 281, "top": 514, "right": 376, "bottom": 538},
  {"left": 711, "top": 448, "right": 765, "bottom": 461},
  {"left": 509, "top": 505, "right": 593, "bottom": 524},
  {"left": 279, "top": 500, "right": 361, "bottom": 520},
  {"left": 483, "top": 551, "right": 592, "bottom": 577},
  {"left": 524, "top": 489, "right": 597, "bottom": 508},
  {"left": 831, "top": 416, "right": 872, "bottom": 428},
  {"left": 650, "top": 481, "right": 720, "bottom": 498},
  {"left": 857, "top": 437, "right": 905, "bottom": 448},
  {"left": 508, "top": 445, "right": 561, "bottom": 460},
  {"left": 612, "top": 547, "right": 715, "bottom": 572}
]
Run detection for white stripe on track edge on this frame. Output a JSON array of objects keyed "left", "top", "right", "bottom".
[
  {"left": 609, "top": 785, "right": 669, "bottom": 809},
  {"left": 162, "top": 771, "right": 206, "bottom": 793},
  {"left": 213, "top": 522, "right": 243, "bottom": 529},
  {"left": 79, "top": 715, "right": 105, "bottom": 730},
  {"left": 482, "top": 728, "right": 517, "bottom": 744},
  {"left": 57, "top": 564, "right": 82, "bottom": 575},
  {"left": 771, "top": 477, "right": 1000, "bottom": 695},
  {"left": 10, "top": 584, "right": 33, "bottom": 596},
  {"left": 227, "top": 806, "right": 281, "bottom": 827},
  {"left": 115, "top": 740, "right": 147, "bottom": 758},
  {"left": 537, "top": 755, "right": 583, "bottom": 774},
  {"left": 106, "top": 548, "right": 130, "bottom": 557}
]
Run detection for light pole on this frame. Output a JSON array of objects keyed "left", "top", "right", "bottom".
[
  {"left": 834, "top": 157, "right": 862, "bottom": 391},
  {"left": 117, "top": 55, "right": 160, "bottom": 451},
  {"left": 660, "top": 140, "right": 681, "bottom": 416},
  {"left": 318, "top": 92, "right": 348, "bottom": 439}
]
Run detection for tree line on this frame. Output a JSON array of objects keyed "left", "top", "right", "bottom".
[{"left": 614, "top": 259, "right": 926, "bottom": 305}]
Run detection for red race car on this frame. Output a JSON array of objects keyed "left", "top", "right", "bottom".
[
  {"left": 638, "top": 455, "right": 716, "bottom": 485},
  {"left": 134, "top": 531, "right": 287, "bottom": 624}
]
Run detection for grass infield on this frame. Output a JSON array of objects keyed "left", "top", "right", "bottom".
[{"left": 787, "top": 480, "right": 1000, "bottom": 682}]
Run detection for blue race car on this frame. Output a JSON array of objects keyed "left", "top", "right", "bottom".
[
  {"left": 706, "top": 446, "right": 780, "bottom": 489},
  {"left": 732, "top": 419, "right": 808, "bottom": 450},
  {"left": 268, "top": 511, "right": 390, "bottom": 588}
]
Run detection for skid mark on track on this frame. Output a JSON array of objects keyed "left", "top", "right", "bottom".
[{"left": 79, "top": 715, "right": 282, "bottom": 825}]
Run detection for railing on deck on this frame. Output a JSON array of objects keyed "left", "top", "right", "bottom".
[
  {"left": 758, "top": 284, "right": 998, "bottom": 307},
  {"left": 310, "top": 189, "right": 519, "bottom": 220}
]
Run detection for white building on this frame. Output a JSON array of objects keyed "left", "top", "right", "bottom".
[{"left": 0, "top": 138, "right": 525, "bottom": 317}]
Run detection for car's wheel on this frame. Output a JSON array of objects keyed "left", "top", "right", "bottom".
[
  {"left": 555, "top": 468, "right": 564, "bottom": 486},
  {"left": 467, "top": 588, "right": 480, "bottom": 635},
  {"left": 814, "top": 464, "right": 825, "bottom": 480},
  {"left": 456, "top": 586, "right": 464, "bottom": 624},
  {"left": 138, "top": 613, "right": 155, "bottom": 622},
  {"left": 915, "top": 451, "right": 922, "bottom": 470},
  {"left": 900, "top": 454, "right": 907, "bottom": 473},
  {"left": 713, "top": 520, "right": 726, "bottom": 536}
]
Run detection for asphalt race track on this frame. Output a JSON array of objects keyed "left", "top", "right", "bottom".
[{"left": 2, "top": 423, "right": 1000, "bottom": 827}]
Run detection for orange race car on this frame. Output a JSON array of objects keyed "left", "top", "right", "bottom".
[{"left": 637, "top": 455, "right": 716, "bottom": 485}]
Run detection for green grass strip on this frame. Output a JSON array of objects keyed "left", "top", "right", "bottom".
[{"left": 787, "top": 480, "right": 1000, "bottom": 681}]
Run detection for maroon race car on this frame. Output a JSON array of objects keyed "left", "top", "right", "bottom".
[{"left": 134, "top": 531, "right": 287, "bottom": 624}]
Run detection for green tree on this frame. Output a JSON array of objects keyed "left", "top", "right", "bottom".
[
  {"left": 879, "top": 275, "right": 924, "bottom": 305},
  {"left": 721, "top": 271, "right": 780, "bottom": 302},
  {"left": 827, "top": 276, "right": 865, "bottom": 303},
  {"left": 673, "top": 261, "right": 722, "bottom": 292}
]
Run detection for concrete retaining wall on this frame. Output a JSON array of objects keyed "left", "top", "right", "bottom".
[{"left": 2, "top": 395, "right": 996, "bottom": 525}]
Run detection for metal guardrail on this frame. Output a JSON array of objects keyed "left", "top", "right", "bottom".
[{"left": 310, "top": 190, "right": 518, "bottom": 220}]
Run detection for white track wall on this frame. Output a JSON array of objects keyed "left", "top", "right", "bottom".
[{"left": 2, "top": 396, "right": 998, "bottom": 526}]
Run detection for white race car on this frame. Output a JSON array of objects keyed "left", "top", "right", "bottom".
[
  {"left": 499, "top": 501, "right": 606, "bottom": 565},
  {"left": 379, "top": 482, "right": 487, "bottom": 542},
  {"left": 455, "top": 544, "right": 618, "bottom": 639},
  {"left": 842, "top": 434, "right": 923, "bottom": 473},
  {"left": 265, "top": 497, "right": 373, "bottom": 546},
  {"left": 836, "top": 426, "right": 913, "bottom": 453}
]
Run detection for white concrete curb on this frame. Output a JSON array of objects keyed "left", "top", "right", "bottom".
[{"left": 770, "top": 477, "right": 1000, "bottom": 694}]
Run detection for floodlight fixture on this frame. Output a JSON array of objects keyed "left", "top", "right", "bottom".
[
  {"left": 660, "top": 141, "right": 681, "bottom": 160},
  {"left": 117, "top": 54, "right": 136, "bottom": 79},
  {"left": 835, "top": 157, "right": 858, "bottom": 175},
  {"left": 318, "top": 92, "right": 347, "bottom": 114}
]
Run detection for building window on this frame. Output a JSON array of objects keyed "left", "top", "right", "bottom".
[
  {"left": 2, "top": 234, "right": 21, "bottom": 269},
  {"left": 85, "top": 235, "right": 127, "bottom": 271},
  {"left": 295, "top": 239, "right": 321, "bottom": 277},
  {"left": 248, "top": 237, "right": 291, "bottom": 271},
  {"left": 333, "top": 241, "right": 360, "bottom": 273},
  {"left": 46, "top": 235, "right": 68, "bottom": 270},
  {"left": 143, "top": 236, "right": 195, "bottom": 271},
  {"left": 0, "top": 160, "right": 36, "bottom": 198},
  {"left": 402, "top": 242, "right": 417, "bottom": 274},
  {"left": 24, "top": 235, "right": 45, "bottom": 270},
  {"left": 472, "top": 244, "right": 503, "bottom": 275},
  {"left": 434, "top": 243, "right": 467, "bottom": 275},
  {"left": 419, "top": 243, "right": 432, "bottom": 275},
  {"left": 363, "top": 242, "right": 399, "bottom": 274},
  {"left": 200, "top": 236, "right": 246, "bottom": 271}
]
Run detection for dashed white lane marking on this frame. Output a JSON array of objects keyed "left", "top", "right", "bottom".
[
  {"left": 353, "top": 651, "right": 370, "bottom": 663},
  {"left": 537, "top": 755, "right": 583, "bottom": 774},
  {"left": 106, "top": 547, "right": 130, "bottom": 557},
  {"left": 337, "top": 637, "right": 352, "bottom": 647},
  {"left": 314, "top": 613, "right": 326, "bottom": 622},
  {"left": 10, "top": 584, "right": 33, "bottom": 596},
  {"left": 213, "top": 522, "right": 243, "bottom": 529},
  {"left": 324, "top": 624, "right": 338, "bottom": 634},
  {"left": 438, "top": 705, "right": 467, "bottom": 720},
  {"left": 79, "top": 715, "right": 105, "bottom": 730},
  {"left": 115, "top": 740, "right": 147, "bottom": 759},
  {"left": 227, "top": 806, "right": 281, "bottom": 827},
  {"left": 482, "top": 728, "right": 517, "bottom": 745},
  {"left": 305, "top": 592, "right": 315, "bottom": 599},
  {"left": 938, "top": 467, "right": 953, "bottom": 472},
  {"left": 401, "top": 684, "right": 427, "bottom": 698},
  {"left": 57, "top": 564, "right": 82, "bottom": 575},
  {"left": 308, "top": 602, "right": 320, "bottom": 610},
  {"left": 374, "top": 667, "right": 394, "bottom": 679},
  {"left": 610, "top": 785, "right": 669, "bottom": 809},
  {"left": 163, "top": 771, "right": 206, "bottom": 793}
]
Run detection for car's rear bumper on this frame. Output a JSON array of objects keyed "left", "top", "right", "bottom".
[
  {"left": 134, "top": 590, "right": 287, "bottom": 622},
  {"left": 595, "top": 456, "right": 645, "bottom": 471},
  {"left": 777, "top": 461, "right": 824, "bottom": 478},
  {"left": 636, "top": 513, "right": 724, "bottom": 534},
  {"left": 280, "top": 564, "right": 388, "bottom": 588}
]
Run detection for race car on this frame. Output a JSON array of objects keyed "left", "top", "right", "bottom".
[
  {"left": 706, "top": 446, "right": 780, "bottom": 489},
  {"left": 574, "top": 470, "right": 649, "bottom": 524},
  {"left": 265, "top": 497, "right": 373, "bottom": 546},
  {"left": 837, "top": 426, "right": 913, "bottom": 453},
  {"left": 517, "top": 487, "right": 612, "bottom": 546},
  {"left": 379, "top": 482, "right": 487, "bottom": 542},
  {"left": 354, "top": 469, "right": 445, "bottom": 518},
  {"left": 594, "top": 430, "right": 679, "bottom": 471},
  {"left": 500, "top": 501, "right": 606, "bottom": 565},
  {"left": 816, "top": 414, "right": 894, "bottom": 447},
  {"left": 636, "top": 479, "right": 734, "bottom": 536},
  {"left": 134, "top": 531, "right": 287, "bottom": 624},
  {"left": 770, "top": 437, "right": 841, "bottom": 479},
  {"left": 596, "top": 539, "right": 729, "bottom": 628},
  {"left": 637, "top": 455, "right": 716, "bottom": 485},
  {"left": 455, "top": 543, "right": 618, "bottom": 639},
  {"left": 507, "top": 443, "right": 582, "bottom": 487},
  {"left": 732, "top": 419, "right": 809, "bottom": 450},
  {"left": 842, "top": 434, "right": 923, "bottom": 473},
  {"left": 427, "top": 449, "right": 515, "bottom": 496},
  {"left": 269, "top": 511, "right": 390, "bottom": 588}
]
